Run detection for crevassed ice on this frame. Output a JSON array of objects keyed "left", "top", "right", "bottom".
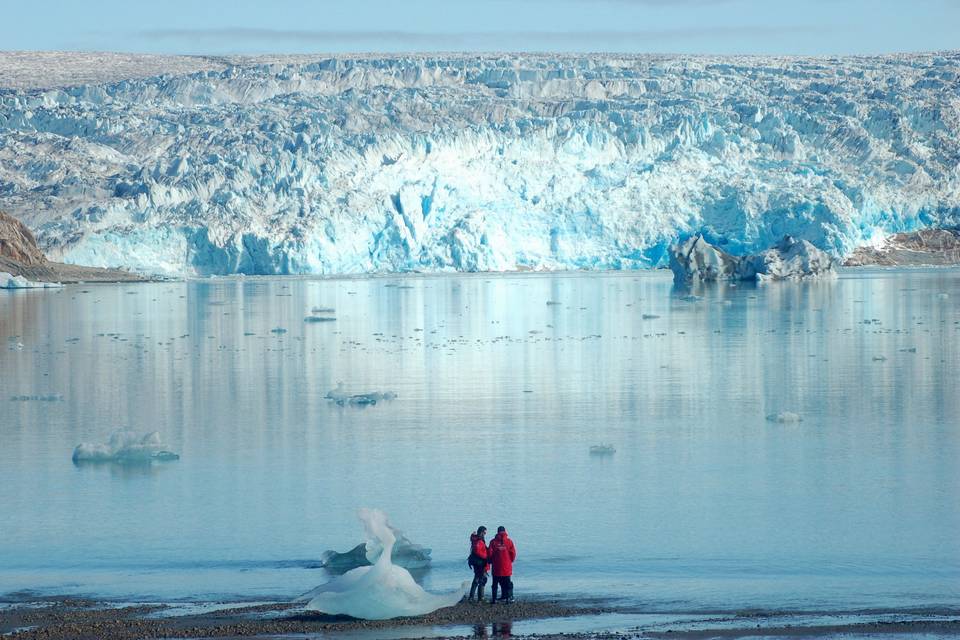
[
  {"left": 1, "top": 53, "right": 959, "bottom": 276},
  {"left": 299, "top": 508, "right": 467, "bottom": 620}
]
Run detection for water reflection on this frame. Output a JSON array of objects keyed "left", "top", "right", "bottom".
[{"left": 0, "top": 269, "right": 958, "bottom": 610}]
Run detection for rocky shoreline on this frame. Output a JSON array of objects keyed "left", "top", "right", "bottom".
[
  {"left": 0, "top": 597, "right": 614, "bottom": 640},
  {"left": 0, "top": 211, "right": 143, "bottom": 285},
  {"left": 845, "top": 229, "right": 960, "bottom": 267},
  {"left": 2, "top": 597, "right": 959, "bottom": 640}
]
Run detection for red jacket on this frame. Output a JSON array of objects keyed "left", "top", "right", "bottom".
[
  {"left": 487, "top": 531, "right": 516, "bottom": 577},
  {"left": 470, "top": 533, "right": 489, "bottom": 571}
]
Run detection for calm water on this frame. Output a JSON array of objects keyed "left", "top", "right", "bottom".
[{"left": 1, "top": 269, "right": 958, "bottom": 613}]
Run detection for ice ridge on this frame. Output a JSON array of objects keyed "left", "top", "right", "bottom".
[{"left": 1, "top": 52, "right": 958, "bottom": 276}]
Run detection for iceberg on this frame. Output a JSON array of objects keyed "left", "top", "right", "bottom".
[
  {"left": 0, "top": 271, "right": 63, "bottom": 289},
  {"left": 299, "top": 509, "right": 467, "bottom": 620},
  {"left": 72, "top": 430, "right": 180, "bottom": 464},
  {"left": 326, "top": 383, "right": 397, "bottom": 407},
  {"left": 670, "top": 235, "right": 836, "bottom": 284},
  {"left": 1, "top": 52, "right": 958, "bottom": 276},
  {"left": 766, "top": 412, "right": 804, "bottom": 424}
]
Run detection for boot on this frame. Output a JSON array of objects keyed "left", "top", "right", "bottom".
[{"left": 477, "top": 584, "right": 485, "bottom": 603}]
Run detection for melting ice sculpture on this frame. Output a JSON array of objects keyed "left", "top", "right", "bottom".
[
  {"left": 298, "top": 508, "right": 468, "bottom": 620},
  {"left": 72, "top": 430, "right": 180, "bottom": 464}
]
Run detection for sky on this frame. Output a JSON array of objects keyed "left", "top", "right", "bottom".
[{"left": 1, "top": 0, "right": 957, "bottom": 56}]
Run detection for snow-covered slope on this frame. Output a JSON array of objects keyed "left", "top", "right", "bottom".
[{"left": 1, "top": 52, "right": 958, "bottom": 275}]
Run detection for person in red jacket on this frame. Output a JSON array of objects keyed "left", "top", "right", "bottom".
[
  {"left": 467, "top": 526, "right": 489, "bottom": 602},
  {"left": 487, "top": 526, "right": 517, "bottom": 603}
]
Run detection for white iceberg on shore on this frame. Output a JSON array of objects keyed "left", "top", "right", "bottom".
[{"left": 299, "top": 508, "right": 467, "bottom": 620}]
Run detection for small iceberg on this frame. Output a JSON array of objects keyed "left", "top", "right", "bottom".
[
  {"left": 326, "top": 383, "right": 397, "bottom": 407},
  {"left": 72, "top": 430, "right": 180, "bottom": 465},
  {"left": 298, "top": 509, "right": 466, "bottom": 620},
  {"left": 766, "top": 412, "right": 803, "bottom": 424},
  {"left": 589, "top": 444, "right": 616, "bottom": 455},
  {"left": 1, "top": 271, "right": 63, "bottom": 289}
]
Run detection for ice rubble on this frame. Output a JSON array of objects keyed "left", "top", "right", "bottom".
[
  {"left": 669, "top": 235, "right": 836, "bottom": 284},
  {"left": 72, "top": 430, "right": 180, "bottom": 464},
  {"left": 0, "top": 271, "right": 63, "bottom": 289},
  {"left": 1, "top": 52, "right": 958, "bottom": 276},
  {"left": 326, "top": 383, "right": 397, "bottom": 406},
  {"left": 766, "top": 412, "right": 804, "bottom": 424},
  {"left": 299, "top": 509, "right": 466, "bottom": 620}
]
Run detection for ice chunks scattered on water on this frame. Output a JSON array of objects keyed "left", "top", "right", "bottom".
[
  {"left": 325, "top": 383, "right": 397, "bottom": 407},
  {"left": 72, "top": 430, "right": 180, "bottom": 464},
  {"left": 299, "top": 508, "right": 466, "bottom": 620},
  {"left": 10, "top": 394, "right": 63, "bottom": 401},
  {"left": 766, "top": 412, "right": 804, "bottom": 424}
]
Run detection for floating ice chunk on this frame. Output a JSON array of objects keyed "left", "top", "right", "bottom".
[
  {"left": 10, "top": 394, "right": 63, "bottom": 401},
  {"left": 766, "top": 412, "right": 803, "bottom": 423},
  {"left": 270, "top": 327, "right": 287, "bottom": 334},
  {"left": 325, "top": 382, "right": 349, "bottom": 403},
  {"left": 305, "top": 316, "right": 336, "bottom": 323},
  {"left": 312, "top": 307, "right": 336, "bottom": 313},
  {"left": 72, "top": 430, "right": 179, "bottom": 464},
  {"left": 937, "top": 293, "right": 949, "bottom": 299},
  {"left": 670, "top": 235, "right": 836, "bottom": 284},
  {"left": 326, "top": 384, "right": 397, "bottom": 407},
  {"left": 589, "top": 444, "right": 616, "bottom": 455},
  {"left": 0, "top": 272, "right": 63, "bottom": 289},
  {"left": 299, "top": 509, "right": 467, "bottom": 620}
]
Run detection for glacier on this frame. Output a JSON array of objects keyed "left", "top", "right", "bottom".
[{"left": 0, "top": 51, "right": 958, "bottom": 276}]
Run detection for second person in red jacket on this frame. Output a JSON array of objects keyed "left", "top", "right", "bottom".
[{"left": 487, "top": 526, "right": 517, "bottom": 603}]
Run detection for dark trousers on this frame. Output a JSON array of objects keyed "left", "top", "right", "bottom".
[
  {"left": 491, "top": 575, "right": 513, "bottom": 601},
  {"left": 470, "top": 565, "right": 487, "bottom": 598}
]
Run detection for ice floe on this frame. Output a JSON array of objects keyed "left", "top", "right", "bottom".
[
  {"left": 766, "top": 412, "right": 804, "bottom": 424},
  {"left": 0, "top": 272, "right": 63, "bottom": 289},
  {"left": 325, "top": 383, "right": 397, "bottom": 406},
  {"left": 72, "top": 430, "right": 180, "bottom": 464}
]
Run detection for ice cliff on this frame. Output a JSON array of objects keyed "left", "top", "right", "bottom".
[{"left": 1, "top": 51, "right": 958, "bottom": 276}]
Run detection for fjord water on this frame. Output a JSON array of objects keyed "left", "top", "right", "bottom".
[{"left": 1, "top": 270, "right": 958, "bottom": 613}]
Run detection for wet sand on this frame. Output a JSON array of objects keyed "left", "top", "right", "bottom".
[{"left": 0, "top": 597, "right": 614, "bottom": 639}]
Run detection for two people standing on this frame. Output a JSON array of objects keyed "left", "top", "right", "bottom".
[{"left": 468, "top": 525, "right": 516, "bottom": 604}]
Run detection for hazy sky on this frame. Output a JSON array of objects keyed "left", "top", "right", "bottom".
[{"left": 2, "top": 0, "right": 958, "bottom": 56}]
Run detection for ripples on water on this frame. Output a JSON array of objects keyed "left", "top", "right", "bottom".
[{"left": 0, "top": 269, "right": 958, "bottom": 612}]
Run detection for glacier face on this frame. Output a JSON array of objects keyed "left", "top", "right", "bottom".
[{"left": 0, "top": 52, "right": 958, "bottom": 276}]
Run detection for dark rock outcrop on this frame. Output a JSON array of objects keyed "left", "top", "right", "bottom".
[
  {"left": 845, "top": 229, "right": 960, "bottom": 266},
  {"left": 0, "top": 210, "right": 142, "bottom": 283}
]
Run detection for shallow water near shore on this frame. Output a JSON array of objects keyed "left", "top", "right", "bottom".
[{"left": 1, "top": 268, "right": 959, "bottom": 617}]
